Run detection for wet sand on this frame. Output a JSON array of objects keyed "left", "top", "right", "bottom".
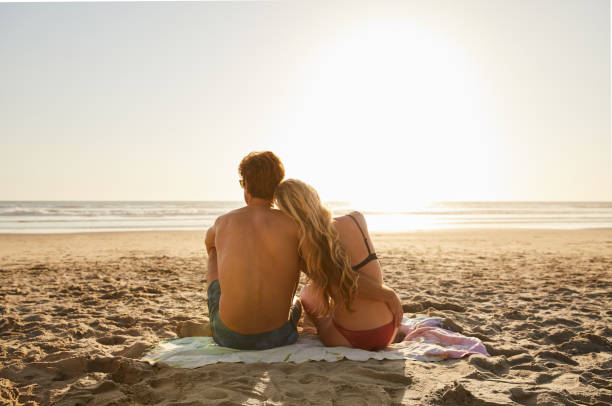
[{"left": 1, "top": 229, "right": 611, "bottom": 405}]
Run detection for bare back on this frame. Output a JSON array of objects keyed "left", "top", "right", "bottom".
[
  {"left": 213, "top": 205, "right": 300, "bottom": 334},
  {"left": 331, "top": 212, "right": 393, "bottom": 330}
]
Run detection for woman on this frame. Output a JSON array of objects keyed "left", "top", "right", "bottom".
[{"left": 274, "top": 179, "right": 397, "bottom": 350}]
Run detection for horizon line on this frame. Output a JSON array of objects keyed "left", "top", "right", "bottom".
[{"left": 1, "top": 200, "right": 612, "bottom": 204}]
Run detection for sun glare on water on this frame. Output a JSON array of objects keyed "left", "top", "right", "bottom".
[
  {"left": 348, "top": 195, "right": 438, "bottom": 232},
  {"left": 349, "top": 195, "right": 432, "bottom": 214}
]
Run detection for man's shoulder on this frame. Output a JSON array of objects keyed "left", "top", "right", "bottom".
[
  {"left": 208, "top": 209, "right": 240, "bottom": 233},
  {"left": 269, "top": 208, "right": 297, "bottom": 224},
  {"left": 217, "top": 207, "right": 295, "bottom": 228},
  {"left": 217, "top": 207, "right": 247, "bottom": 221}
]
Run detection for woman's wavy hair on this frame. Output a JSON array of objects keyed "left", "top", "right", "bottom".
[{"left": 274, "top": 179, "right": 358, "bottom": 315}]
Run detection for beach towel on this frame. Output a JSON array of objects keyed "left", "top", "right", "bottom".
[{"left": 141, "top": 317, "right": 489, "bottom": 368}]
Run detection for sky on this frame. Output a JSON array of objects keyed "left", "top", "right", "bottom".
[{"left": 1, "top": 0, "right": 610, "bottom": 205}]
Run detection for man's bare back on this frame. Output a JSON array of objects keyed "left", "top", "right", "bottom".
[{"left": 206, "top": 199, "right": 300, "bottom": 334}]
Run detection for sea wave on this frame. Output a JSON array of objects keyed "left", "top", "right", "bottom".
[
  {"left": 1, "top": 201, "right": 612, "bottom": 233},
  {"left": 0, "top": 206, "right": 234, "bottom": 217}
]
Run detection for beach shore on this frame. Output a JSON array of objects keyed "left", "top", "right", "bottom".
[{"left": 1, "top": 229, "right": 611, "bottom": 405}]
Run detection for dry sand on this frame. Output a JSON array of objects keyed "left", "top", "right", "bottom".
[{"left": 0, "top": 229, "right": 611, "bottom": 405}]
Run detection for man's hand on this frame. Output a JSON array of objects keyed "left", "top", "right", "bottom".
[{"left": 381, "top": 285, "right": 403, "bottom": 327}]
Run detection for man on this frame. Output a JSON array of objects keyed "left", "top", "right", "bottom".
[
  {"left": 205, "top": 151, "right": 402, "bottom": 350},
  {"left": 205, "top": 151, "right": 301, "bottom": 349}
]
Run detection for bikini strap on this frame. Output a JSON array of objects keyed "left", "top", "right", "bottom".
[
  {"left": 347, "top": 213, "right": 373, "bottom": 255},
  {"left": 351, "top": 253, "right": 379, "bottom": 272}
]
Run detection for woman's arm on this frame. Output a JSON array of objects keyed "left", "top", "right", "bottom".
[{"left": 355, "top": 273, "right": 403, "bottom": 327}]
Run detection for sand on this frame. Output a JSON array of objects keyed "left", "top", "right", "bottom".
[{"left": 0, "top": 229, "right": 611, "bottom": 405}]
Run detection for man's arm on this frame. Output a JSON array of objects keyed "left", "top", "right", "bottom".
[
  {"left": 205, "top": 220, "right": 216, "bottom": 255},
  {"left": 205, "top": 222, "right": 219, "bottom": 285},
  {"left": 355, "top": 274, "right": 403, "bottom": 327}
]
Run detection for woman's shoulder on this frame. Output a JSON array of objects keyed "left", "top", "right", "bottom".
[
  {"left": 343, "top": 210, "right": 365, "bottom": 221},
  {"left": 348, "top": 210, "right": 365, "bottom": 220},
  {"left": 335, "top": 211, "right": 368, "bottom": 229}
]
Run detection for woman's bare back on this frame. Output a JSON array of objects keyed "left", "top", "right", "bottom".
[{"left": 330, "top": 212, "right": 394, "bottom": 330}]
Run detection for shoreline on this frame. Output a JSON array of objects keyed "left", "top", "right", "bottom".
[{"left": 2, "top": 225, "right": 612, "bottom": 235}]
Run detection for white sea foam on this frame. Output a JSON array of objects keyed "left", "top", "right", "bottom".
[{"left": 0, "top": 201, "right": 611, "bottom": 233}]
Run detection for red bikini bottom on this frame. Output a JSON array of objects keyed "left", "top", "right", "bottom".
[{"left": 332, "top": 319, "right": 396, "bottom": 351}]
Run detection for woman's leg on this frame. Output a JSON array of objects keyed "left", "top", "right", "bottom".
[{"left": 300, "top": 284, "right": 350, "bottom": 347}]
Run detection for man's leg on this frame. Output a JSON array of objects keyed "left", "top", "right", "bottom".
[{"left": 204, "top": 247, "right": 224, "bottom": 345}]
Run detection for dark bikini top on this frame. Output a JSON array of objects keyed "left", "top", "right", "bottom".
[{"left": 347, "top": 213, "right": 378, "bottom": 271}]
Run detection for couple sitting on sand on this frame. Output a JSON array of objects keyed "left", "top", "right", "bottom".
[{"left": 204, "top": 151, "right": 402, "bottom": 351}]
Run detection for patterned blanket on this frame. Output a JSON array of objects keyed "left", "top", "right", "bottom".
[{"left": 141, "top": 317, "right": 489, "bottom": 368}]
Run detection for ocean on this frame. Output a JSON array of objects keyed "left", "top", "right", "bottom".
[{"left": 1, "top": 201, "right": 612, "bottom": 234}]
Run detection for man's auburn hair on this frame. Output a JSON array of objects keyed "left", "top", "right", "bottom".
[{"left": 238, "top": 151, "right": 285, "bottom": 199}]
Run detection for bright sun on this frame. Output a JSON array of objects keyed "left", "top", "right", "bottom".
[{"left": 279, "top": 20, "right": 495, "bottom": 208}]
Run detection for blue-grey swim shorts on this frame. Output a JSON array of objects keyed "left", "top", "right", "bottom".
[{"left": 207, "top": 280, "right": 301, "bottom": 350}]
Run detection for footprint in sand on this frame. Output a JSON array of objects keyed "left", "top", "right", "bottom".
[
  {"left": 468, "top": 355, "right": 509, "bottom": 376},
  {"left": 507, "top": 353, "right": 534, "bottom": 366},
  {"left": 535, "top": 350, "right": 578, "bottom": 366},
  {"left": 32, "top": 356, "right": 89, "bottom": 380},
  {"left": 334, "top": 383, "right": 389, "bottom": 406},
  {"left": 96, "top": 335, "right": 127, "bottom": 345},
  {"left": 560, "top": 333, "right": 612, "bottom": 355},
  {"left": 202, "top": 388, "right": 230, "bottom": 400},
  {"left": 175, "top": 319, "right": 212, "bottom": 338},
  {"left": 90, "top": 380, "right": 119, "bottom": 394},
  {"left": 509, "top": 387, "right": 537, "bottom": 404},
  {"left": 503, "top": 309, "right": 529, "bottom": 320},
  {"left": 547, "top": 328, "right": 574, "bottom": 344},
  {"left": 534, "top": 372, "right": 555, "bottom": 384},
  {"left": 110, "top": 358, "right": 153, "bottom": 385},
  {"left": 298, "top": 373, "right": 329, "bottom": 385},
  {"left": 579, "top": 371, "right": 612, "bottom": 390},
  {"left": 354, "top": 366, "right": 413, "bottom": 385},
  {"left": 432, "top": 382, "right": 477, "bottom": 405},
  {"left": 112, "top": 342, "right": 149, "bottom": 358}
]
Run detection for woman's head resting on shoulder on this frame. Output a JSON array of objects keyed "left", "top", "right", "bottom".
[
  {"left": 274, "top": 179, "right": 326, "bottom": 230},
  {"left": 274, "top": 179, "right": 358, "bottom": 315}
]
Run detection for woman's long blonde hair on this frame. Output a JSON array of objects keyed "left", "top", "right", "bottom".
[{"left": 274, "top": 179, "right": 358, "bottom": 314}]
